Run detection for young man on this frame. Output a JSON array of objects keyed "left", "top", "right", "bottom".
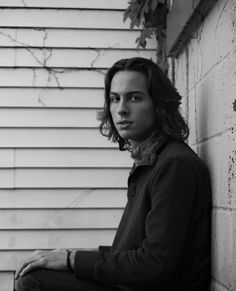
[{"left": 15, "top": 57, "right": 211, "bottom": 291}]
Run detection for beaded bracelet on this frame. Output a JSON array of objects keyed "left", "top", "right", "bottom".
[{"left": 66, "top": 249, "right": 73, "bottom": 272}]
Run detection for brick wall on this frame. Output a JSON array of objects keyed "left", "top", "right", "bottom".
[{"left": 173, "top": 0, "right": 236, "bottom": 289}]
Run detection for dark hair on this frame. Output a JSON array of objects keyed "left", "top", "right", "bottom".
[{"left": 97, "top": 57, "right": 189, "bottom": 150}]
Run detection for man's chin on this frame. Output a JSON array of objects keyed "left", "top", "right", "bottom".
[{"left": 118, "top": 133, "right": 133, "bottom": 140}]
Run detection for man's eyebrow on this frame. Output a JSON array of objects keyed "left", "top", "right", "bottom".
[
  {"left": 126, "top": 90, "right": 145, "bottom": 95},
  {"left": 109, "top": 90, "right": 145, "bottom": 95}
]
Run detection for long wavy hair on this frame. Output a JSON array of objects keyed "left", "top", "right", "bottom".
[{"left": 97, "top": 57, "right": 189, "bottom": 151}]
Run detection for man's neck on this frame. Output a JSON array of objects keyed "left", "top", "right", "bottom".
[{"left": 129, "top": 130, "right": 157, "bottom": 151}]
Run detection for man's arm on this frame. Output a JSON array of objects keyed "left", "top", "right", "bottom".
[
  {"left": 14, "top": 248, "right": 98, "bottom": 278},
  {"left": 73, "top": 159, "right": 198, "bottom": 285}
]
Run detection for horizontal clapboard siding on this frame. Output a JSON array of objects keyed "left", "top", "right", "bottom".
[
  {"left": 0, "top": 209, "right": 123, "bottom": 229},
  {"left": 0, "top": 168, "right": 129, "bottom": 188},
  {"left": 0, "top": 273, "right": 14, "bottom": 291},
  {"left": 0, "top": 189, "right": 127, "bottom": 208},
  {"left": 0, "top": 1, "right": 157, "bottom": 289},
  {"left": 0, "top": 68, "right": 106, "bottom": 87},
  {"left": 0, "top": 88, "right": 104, "bottom": 108},
  {"left": 0, "top": 150, "right": 14, "bottom": 167},
  {"left": 0, "top": 230, "right": 116, "bottom": 250},
  {"left": 15, "top": 168, "right": 129, "bottom": 188},
  {"left": 0, "top": 108, "right": 100, "bottom": 127},
  {"left": 0, "top": 28, "right": 156, "bottom": 49},
  {"left": 0, "top": 0, "right": 128, "bottom": 9},
  {"left": 1, "top": 252, "right": 36, "bottom": 271},
  {"left": 0, "top": 48, "right": 156, "bottom": 68},
  {"left": 0, "top": 148, "right": 131, "bottom": 168},
  {"left": 0, "top": 9, "right": 131, "bottom": 29},
  {"left": 0, "top": 170, "right": 12, "bottom": 188},
  {"left": 0, "top": 128, "right": 115, "bottom": 148},
  {"left": 1, "top": 148, "right": 131, "bottom": 168}
]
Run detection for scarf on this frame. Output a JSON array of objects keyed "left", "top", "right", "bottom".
[{"left": 130, "top": 131, "right": 162, "bottom": 166}]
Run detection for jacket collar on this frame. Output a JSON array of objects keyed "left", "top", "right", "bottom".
[{"left": 129, "top": 133, "right": 168, "bottom": 170}]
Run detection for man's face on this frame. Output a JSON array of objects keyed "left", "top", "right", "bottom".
[{"left": 109, "top": 70, "right": 156, "bottom": 147}]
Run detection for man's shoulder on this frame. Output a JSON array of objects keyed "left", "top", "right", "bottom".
[{"left": 156, "top": 140, "right": 208, "bottom": 172}]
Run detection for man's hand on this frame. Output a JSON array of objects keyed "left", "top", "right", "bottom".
[{"left": 15, "top": 249, "right": 68, "bottom": 279}]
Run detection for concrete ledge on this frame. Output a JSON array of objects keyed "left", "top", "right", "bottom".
[{"left": 167, "top": 0, "right": 217, "bottom": 57}]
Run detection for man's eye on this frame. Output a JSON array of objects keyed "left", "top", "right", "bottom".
[
  {"left": 131, "top": 95, "right": 141, "bottom": 101},
  {"left": 110, "top": 96, "right": 119, "bottom": 103}
]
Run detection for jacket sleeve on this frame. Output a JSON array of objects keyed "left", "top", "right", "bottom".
[{"left": 74, "top": 158, "right": 197, "bottom": 284}]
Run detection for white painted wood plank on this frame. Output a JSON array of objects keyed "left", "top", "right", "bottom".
[
  {"left": 0, "top": 9, "right": 130, "bottom": 30},
  {"left": 0, "top": 209, "right": 123, "bottom": 229},
  {"left": 0, "top": 108, "right": 99, "bottom": 127},
  {"left": 15, "top": 148, "right": 132, "bottom": 167},
  {"left": 0, "top": 170, "right": 14, "bottom": 188},
  {"left": 0, "top": 0, "right": 128, "bottom": 9},
  {"left": 0, "top": 68, "right": 106, "bottom": 88},
  {"left": 15, "top": 168, "right": 128, "bottom": 188},
  {"left": 0, "top": 48, "right": 157, "bottom": 68},
  {"left": 0, "top": 128, "right": 115, "bottom": 148},
  {"left": 0, "top": 189, "right": 127, "bottom": 208},
  {"left": 0, "top": 229, "right": 116, "bottom": 249},
  {"left": 0, "top": 272, "right": 14, "bottom": 291},
  {"left": 0, "top": 88, "right": 104, "bottom": 108},
  {"left": 0, "top": 28, "right": 157, "bottom": 49},
  {"left": 0, "top": 28, "right": 18, "bottom": 47},
  {"left": 0, "top": 149, "right": 14, "bottom": 167},
  {"left": 0, "top": 251, "right": 33, "bottom": 271},
  {"left": 0, "top": 251, "right": 30, "bottom": 271}
]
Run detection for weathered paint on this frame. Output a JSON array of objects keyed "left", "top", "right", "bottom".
[
  {"left": 172, "top": 0, "right": 236, "bottom": 289},
  {"left": 0, "top": 2, "right": 157, "bottom": 290}
]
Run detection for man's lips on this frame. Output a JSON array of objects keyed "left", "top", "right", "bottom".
[
  {"left": 117, "top": 120, "right": 133, "bottom": 125},
  {"left": 116, "top": 121, "right": 133, "bottom": 129}
]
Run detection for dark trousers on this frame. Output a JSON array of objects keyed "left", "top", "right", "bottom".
[{"left": 15, "top": 269, "right": 125, "bottom": 291}]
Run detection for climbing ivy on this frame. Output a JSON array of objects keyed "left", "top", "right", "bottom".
[{"left": 123, "top": 0, "right": 168, "bottom": 49}]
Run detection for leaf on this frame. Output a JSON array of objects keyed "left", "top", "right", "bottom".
[
  {"left": 135, "top": 28, "right": 154, "bottom": 48},
  {"left": 136, "top": 37, "right": 147, "bottom": 49},
  {"left": 142, "top": 27, "right": 155, "bottom": 39},
  {"left": 140, "top": 2, "right": 149, "bottom": 22},
  {"left": 143, "top": 0, "right": 151, "bottom": 13},
  {"left": 123, "top": 2, "right": 143, "bottom": 27},
  {"left": 123, "top": 1, "right": 138, "bottom": 21},
  {"left": 151, "top": 0, "right": 159, "bottom": 11},
  {"left": 131, "top": 18, "right": 141, "bottom": 29},
  {"left": 123, "top": 0, "right": 167, "bottom": 47}
]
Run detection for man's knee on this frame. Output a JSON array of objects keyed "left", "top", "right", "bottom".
[
  {"left": 15, "top": 275, "right": 30, "bottom": 291},
  {"left": 15, "top": 273, "right": 42, "bottom": 291}
]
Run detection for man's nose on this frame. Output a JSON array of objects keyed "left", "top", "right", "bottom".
[{"left": 117, "top": 99, "right": 128, "bottom": 115}]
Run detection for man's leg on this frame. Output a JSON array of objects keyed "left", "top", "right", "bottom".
[{"left": 15, "top": 269, "right": 111, "bottom": 291}]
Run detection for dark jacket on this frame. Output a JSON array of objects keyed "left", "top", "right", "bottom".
[{"left": 74, "top": 139, "right": 211, "bottom": 291}]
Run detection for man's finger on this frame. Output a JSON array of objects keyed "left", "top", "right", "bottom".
[
  {"left": 15, "top": 260, "right": 31, "bottom": 279},
  {"left": 15, "top": 254, "right": 39, "bottom": 279},
  {"left": 19, "top": 263, "right": 33, "bottom": 277},
  {"left": 19, "top": 260, "right": 41, "bottom": 277}
]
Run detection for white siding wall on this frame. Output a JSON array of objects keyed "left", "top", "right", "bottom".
[{"left": 0, "top": 1, "right": 157, "bottom": 289}]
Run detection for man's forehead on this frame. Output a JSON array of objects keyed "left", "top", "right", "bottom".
[{"left": 110, "top": 71, "right": 148, "bottom": 92}]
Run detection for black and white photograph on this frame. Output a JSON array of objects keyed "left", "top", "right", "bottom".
[{"left": 0, "top": 0, "right": 235, "bottom": 290}]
